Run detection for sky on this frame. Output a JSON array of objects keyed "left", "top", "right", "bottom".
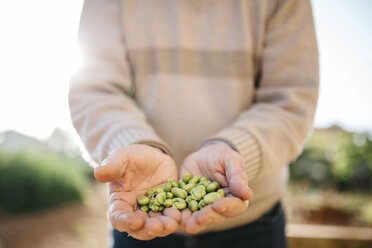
[
  {"left": 0, "top": 0, "right": 371, "bottom": 144},
  {"left": 311, "top": 0, "right": 372, "bottom": 132}
]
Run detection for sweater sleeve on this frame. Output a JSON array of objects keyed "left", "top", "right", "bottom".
[
  {"left": 203, "top": 0, "right": 319, "bottom": 180},
  {"left": 69, "top": 0, "right": 172, "bottom": 163}
]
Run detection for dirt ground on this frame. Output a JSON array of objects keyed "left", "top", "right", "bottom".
[{"left": 0, "top": 183, "right": 109, "bottom": 248}]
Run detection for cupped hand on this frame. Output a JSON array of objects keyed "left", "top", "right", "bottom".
[
  {"left": 94, "top": 144, "right": 181, "bottom": 240},
  {"left": 179, "top": 143, "right": 253, "bottom": 233}
]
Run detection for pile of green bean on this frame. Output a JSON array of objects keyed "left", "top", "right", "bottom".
[{"left": 137, "top": 172, "right": 226, "bottom": 212}]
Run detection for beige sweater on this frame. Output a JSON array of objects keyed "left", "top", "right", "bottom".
[{"left": 69, "top": 0, "right": 319, "bottom": 233}]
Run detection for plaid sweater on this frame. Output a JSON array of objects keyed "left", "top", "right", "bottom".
[{"left": 69, "top": 0, "right": 318, "bottom": 233}]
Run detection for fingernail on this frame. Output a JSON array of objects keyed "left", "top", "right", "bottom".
[
  {"left": 244, "top": 200, "right": 249, "bottom": 207},
  {"left": 220, "top": 207, "right": 227, "bottom": 213},
  {"left": 129, "top": 224, "right": 135, "bottom": 230},
  {"left": 147, "top": 231, "right": 153, "bottom": 236}
]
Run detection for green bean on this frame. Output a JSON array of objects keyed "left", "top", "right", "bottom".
[
  {"left": 163, "top": 199, "right": 173, "bottom": 208},
  {"left": 166, "top": 192, "right": 174, "bottom": 199},
  {"left": 173, "top": 198, "right": 187, "bottom": 210},
  {"left": 198, "top": 199, "right": 206, "bottom": 209},
  {"left": 198, "top": 181, "right": 210, "bottom": 188},
  {"left": 141, "top": 205, "right": 150, "bottom": 212},
  {"left": 168, "top": 179, "right": 178, "bottom": 188},
  {"left": 171, "top": 187, "right": 188, "bottom": 199},
  {"left": 183, "top": 182, "right": 196, "bottom": 192},
  {"left": 188, "top": 200, "right": 199, "bottom": 212},
  {"left": 200, "top": 176, "right": 208, "bottom": 182},
  {"left": 150, "top": 204, "right": 161, "bottom": 212},
  {"left": 189, "top": 175, "right": 200, "bottom": 184},
  {"left": 137, "top": 195, "right": 150, "bottom": 205},
  {"left": 155, "top": 187, "right": 164, "bottom": 194},
  {"left": 163, "top": 182, "right": 172, "bottom": 192},
  {"left": 206, "top": 182, "right": 220, "bottom": 192},
  {"left": 147, "top": 188, "right": 155, "bottom": 197},
  {"left": 155, "top": 191, "right": 166, "bottom": 205},
  {"left": 203, "top": 192, "right": 222, "bottom": 205},
  {"left": 190, "top": 185, "right": 206, "bottom": 200},
  {"left": 178, "top": 181, "right": 186, "bottom": 189},
  {"left": 182, "top": 172, "right": 192, "bottom": 183},
  {"left": 217, "top": 189, "right": 226, "bottom": 197}
]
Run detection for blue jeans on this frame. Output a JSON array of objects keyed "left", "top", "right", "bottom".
[{"left": 113, "top": 202, "right": 287, "bottom": 248}]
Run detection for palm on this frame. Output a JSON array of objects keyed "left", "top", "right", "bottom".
[
  {"left": 111, "top": 153, "right": 177, "bottom": 209},
  {"left": 180, "top": 158, "right": 204, "bottom": 178},
  {"left": 95, "top": 144, "right": 180, "bottom": 240},
  {"left": 179, "top": 144, "right": 253, "bottom": 234},
  {"left": 180, "top": 151, "right": 228, "bottom": 188},
  {"left": 109, "top": 145, "right": 178, "bottom": 209}
]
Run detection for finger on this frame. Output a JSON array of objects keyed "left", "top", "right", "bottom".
[
  {"left": 180, "top": 208, "right": 192, "bottom": 229},
  {"left": 212, "top": 195, "right": 249, "bottom": 217},
  {"left": 127, "top": 229, "right": 156, "bottom": 241},
  {"left": 135, "top": 209, "right": 149, "bottom": 219},
  {"left": 194, "top": 205, "right": 226, "bottom": 226},
  {"left": 109, "top": 200, "right": 144, "bottom": 232},
  {"left": 110, "top": 210, "right": 145, "bottom": 233},
  {"left": 95, "top": 149, "right": 128, "bottom": 182},
  {"left": 211, "top": 173, "right": 229, "bottom": 188},
  {"left": 144, "top": 217, "right": 164, "bottom": 237},
  {"left": 163, "top": 208, "right": 182, "bottom": 224},
  {"left": 108, "top": 192, "right": 138, "bottom": 211},
  {"left": 224, "top": 155, "right": 253, "bottom": 200},
  {"left": 128, "top": 216, "right": 164, "bottom": 240},
  {"left": 129, "top": 215, "right": 170, "bottom": 240},
  {"left": 184, "top": 211, "right": 207, "bottom": 234},
  {"left": 156, "top": 216, "right": 178, "bottom": 237},
  {"left": 185, "top": 206, "right": 223, "bottom": 234}
]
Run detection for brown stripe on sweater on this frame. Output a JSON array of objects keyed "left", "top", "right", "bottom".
[{"left": 128, "top": 48, "right": 254, "bottom": 79}]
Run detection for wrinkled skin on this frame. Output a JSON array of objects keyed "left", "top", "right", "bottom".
[
  {"left": 179, "top": 143, "right": 253, "bottom": 233},
  {"left": 95, "top": 143, "right": 253, "bottom": 239},
  {"left": 94, "top": 144, "right": 181, "bottom": 240}
]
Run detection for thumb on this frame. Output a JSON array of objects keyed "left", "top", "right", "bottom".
[
  {"left": 94, "top": 149, "right": 128, "bottom": 183},
  {"left": 225, "top": 155, "right": 253, "bottom": 201}
]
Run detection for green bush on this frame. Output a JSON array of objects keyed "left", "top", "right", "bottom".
[
  {"left": 0, "top": 148, "right": 93, "bottom": 216},
  {"left": 289, "top": 147, "right": 334, "bottom": 187},
  {"left": 333, "top": 132, "right": 372, "bottom": 191},
  {"left": 289, "top": 128, "right": 372, "bottom": 192}
]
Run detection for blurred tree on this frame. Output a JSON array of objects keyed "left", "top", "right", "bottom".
[
  {"left": 0, "top": 130, "right": 93, "bottom": 216},
  {"left": 334, "top": 132, "right": 372, "bottom": 191},
  {"left": 0, "top": 148, "right": 93, "bottom": 216},
  {"left": 289, "top": 126, "right": 372, "bottom": 192}
]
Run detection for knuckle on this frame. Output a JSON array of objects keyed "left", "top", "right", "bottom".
[{"left": 108, "top": 192, "right": 122, "bottom": 203}]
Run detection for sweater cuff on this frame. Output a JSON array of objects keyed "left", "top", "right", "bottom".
[
  {"left": 106, "top": 127, "right": 173, "bottom": 157},
  {"left": 203, "top": 128, "right": 262, "bottom": 181}
]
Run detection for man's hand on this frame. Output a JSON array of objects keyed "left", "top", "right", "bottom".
[
  {"left": 179, "top": 143, "right": 253, "bottom": 233},
  {"left": 94, "top": 144, "right": 181, "bottom": 240}
]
